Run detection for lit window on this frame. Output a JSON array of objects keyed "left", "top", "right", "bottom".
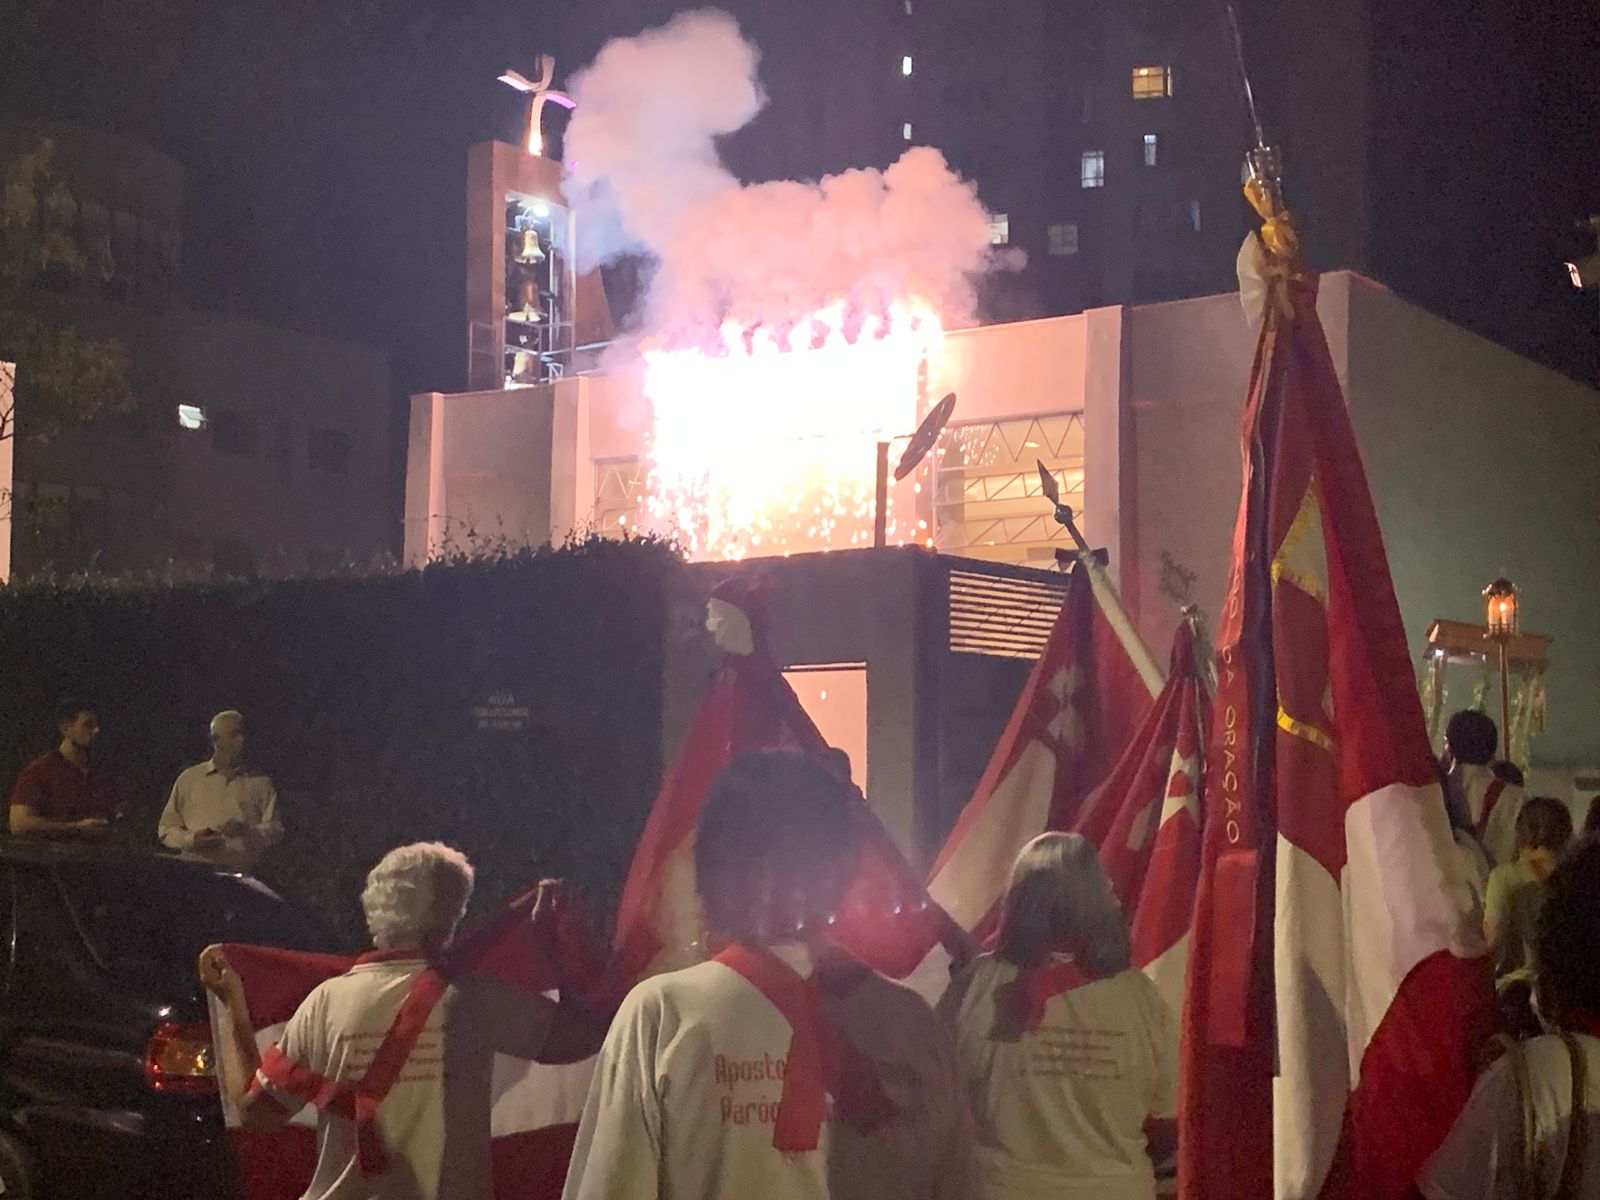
[
  {"left": 1048, "top": 224, "right": 1079, "bottom": 256},
  {"left": 1189, "top": 200, "right": 1202, "bottom": 232},
  {"left": 904, "top": 0, "right": 913, "bottom": 12},
  {"left": 902, "top": 55, "right": 913, "bottom": 76},
  {"left": 1144, "top": 133, "right": 1158, "bottom": 167},
  {"left": 176, "top": 404, "right": 207, "bottom": 431},
  {"left": 988, "top": 214, "right": 1010, "bottom": 245},
  {"left": 903, "top": 122, "right": 913, "bottom": 141},
  {"left": 1081, "top": 150, "right": 1105, "bottom": 189},
  {"left": 1132, "top": 65, "right": 1173, "bottom": 99}
]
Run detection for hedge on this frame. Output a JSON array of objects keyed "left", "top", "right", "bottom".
[{"left": 0, "top": 537, "right": 681, "bottom": 947}]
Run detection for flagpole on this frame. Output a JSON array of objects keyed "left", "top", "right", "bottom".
[{"left": 1034, "top": 459, "right": 1166, "bottom": 695}]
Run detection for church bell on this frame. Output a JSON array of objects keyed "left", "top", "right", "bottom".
[
  {"left": 516, "top": 227, "right": 545, "bottom": 265},
  {"left": 508, "top": 280, "right": 544, "bottom": 324}
]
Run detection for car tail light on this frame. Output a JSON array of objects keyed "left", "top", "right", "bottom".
[{"left": 145, "top": 1022, "right": 217, "bottom": 1094}]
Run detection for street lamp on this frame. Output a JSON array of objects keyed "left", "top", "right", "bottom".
[{"left": 1483, "top": 576, "right": 1519, "bottom": 745}]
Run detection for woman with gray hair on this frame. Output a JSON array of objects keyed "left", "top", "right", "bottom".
[
  {"left": 201, "top": 842, "right": 608, "bottom": 1200},
  {"left": 937, "top": 832, "right": 1177, "bottom": 1200}
]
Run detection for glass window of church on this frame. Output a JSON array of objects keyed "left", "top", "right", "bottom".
[{"left": 1132, "top": 66, "right": 1172, "bottom": 99}]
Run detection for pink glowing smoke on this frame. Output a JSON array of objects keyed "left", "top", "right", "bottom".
[{"left": 563, "top": 8, "right": 993, "bottom": 337}]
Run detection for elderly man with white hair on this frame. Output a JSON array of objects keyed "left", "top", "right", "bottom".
[
  {"left": 158, "top": 709, "right": 282, "bottom": 870},
  {"left": 201, "top": 842, "right": 607, "bottom": 1200}
]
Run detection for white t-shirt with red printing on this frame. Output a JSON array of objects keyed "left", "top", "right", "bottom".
[
  {"left": 561, "top": 942, "right": 974, "bottom": 1200},
  {"left": 938, "top": 954, "right": 1177, "bottom": 1200},
  {"left": 256, "top": 956, "right": 554, "bottom": 1200}
]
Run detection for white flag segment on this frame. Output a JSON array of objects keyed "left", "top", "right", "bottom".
[
  {"left": 1268, "top": 431, "right": 1488, "bottom": 1200},
  {"left": 926, "top": 740, "right": 1058, "bottom": 932},
  {"left": 1082, "top": 620, "right": 1210, "bottom": 1025},
  {"left": 926, "top": 563, "right": 1160, "bottom": 945}
]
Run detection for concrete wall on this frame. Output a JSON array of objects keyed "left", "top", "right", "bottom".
[
  {"left": 1126, "top": 272, "right": 1600, "bottom": 769},
  {"left": 404, "top": 378, "right": 592, "bottom": 564},
  {"left": 934, "top": 314, "right": 1088, "bottom": 420},
  {"left": 1343, "top": 277, "right": 1600, "bottom": 768}
]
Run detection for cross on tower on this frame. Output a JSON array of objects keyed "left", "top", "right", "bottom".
[{"left": 498, "top": 56, "right": 576, "bottom": 158}]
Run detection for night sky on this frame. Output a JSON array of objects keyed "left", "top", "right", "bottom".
[{"left": 3, "top": 0, "right": 1598, "bottom": 412}]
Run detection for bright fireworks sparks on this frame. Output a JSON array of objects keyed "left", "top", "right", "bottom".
[{"left": 640, "top": 302, "right": 944, "bottom": 561}]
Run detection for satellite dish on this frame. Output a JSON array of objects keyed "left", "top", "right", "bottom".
[{"left": 894, "top": 393, "right": 957, "bottom": 481}]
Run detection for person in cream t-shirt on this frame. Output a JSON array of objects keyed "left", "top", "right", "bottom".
[{"left": 563, "top": 751, "right": 975, "bottom": 1200}]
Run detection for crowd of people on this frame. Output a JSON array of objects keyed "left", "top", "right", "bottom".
[{"left": 7, "top": 698, "right": 1598, "bottom": 1198}]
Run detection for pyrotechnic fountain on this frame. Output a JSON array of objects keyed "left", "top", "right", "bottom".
[{"left": 563, "top": 9, "right": 991, "bottom": 562}]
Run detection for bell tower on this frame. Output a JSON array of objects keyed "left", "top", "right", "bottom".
[{"left": 465, "top": 59, "right": 613, "bottom": 392}]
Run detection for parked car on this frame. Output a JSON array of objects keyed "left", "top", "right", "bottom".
[{"left": 0, "top": 841, "right": 337, "bottom": 1199}]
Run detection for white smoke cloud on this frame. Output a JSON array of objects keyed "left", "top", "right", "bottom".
[{"left": 564, "top": 7, "right": 993, "bottom": 339}]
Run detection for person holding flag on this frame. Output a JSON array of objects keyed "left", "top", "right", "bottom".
[
  {"left": 938, "top": 832, "right": 1176, "bottom": 1200},
  {"left": 563, "top": 750, "right": 974, "bottom": 1200},
  {"left": 199, "top": 843, "right": 609, "bottom": 1200}
]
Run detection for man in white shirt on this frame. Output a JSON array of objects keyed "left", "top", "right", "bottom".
[
  {"left": 200, "top": 843, "right": 607, "bottom": 1200},
  {"left": 563, "top": 750, "right": 975, "bottom": 1200},
  {"left": 159, "top": 710, "right": 282, "bottom": 870},
  {"left": 1420, "top": 835, "right": 1600, "bottom": 1199},
  {"left": 1442, "top": 710, "right": 1525, "bottom": 866}
]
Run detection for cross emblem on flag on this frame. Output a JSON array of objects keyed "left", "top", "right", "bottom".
[{"left": 1045, "top": 665, "right": 1086, "bottom": 752}]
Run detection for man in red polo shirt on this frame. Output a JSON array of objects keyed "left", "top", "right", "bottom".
[{"left": 9, "top": 698, "right": 118, "bottom": 839}]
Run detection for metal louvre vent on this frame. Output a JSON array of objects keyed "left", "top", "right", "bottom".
[{"left": 947, "top": 567, "right": 1067, "bottom": 659}]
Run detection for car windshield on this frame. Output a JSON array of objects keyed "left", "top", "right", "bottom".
[{"left": 52, "top": 861, "right": 336, "bottom": 982}]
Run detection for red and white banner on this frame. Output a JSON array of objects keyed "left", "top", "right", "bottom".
[
  {"left": 925, "top": 560, "right": 1165, "bottom": 945},
  {"left": 1178, "top": 245, "right": 1492, "bottom": 1200},
  {"left": 1076, "top": 619, "right": 1210, "bottom": 1019},
  {"left": 610, "top": 582, "right": 966, "bottom": 992},
  {"left": 209, "top": 889, "right": 603, "bottom": 1200}
]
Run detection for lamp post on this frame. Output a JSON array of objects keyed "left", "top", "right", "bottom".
[{"left": 1482, "top": 576, "right": 1519, "bottom": 747}]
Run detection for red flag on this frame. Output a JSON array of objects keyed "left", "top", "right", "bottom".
[
  {"left": 1178, "top": 198, "right": 1492, "bottom": 1200},
  {"left": 1078, "top": 619, "right": 1210, "bottom": 1018},
  {"left": 926, "top": 560, "right": 1164, "bottom": 941},
  {"left": 209, "top": 889, "right": 605, "bottom": 1200},
  {"left": 610, "top": 579, "right": 965, "bottom": 989}
]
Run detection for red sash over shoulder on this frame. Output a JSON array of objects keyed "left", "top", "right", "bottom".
[
  {"left": 712, "top": 944, "right": 894, "bottom": 1153},
  {"left": 252, "top": 950, "right": 447, "bottom": 1175},
  {"left": 1013, "top": 956, "right": 1106, "bottom": 1031},
  {"left": 1474, "top": 778, "right": 1508, "bottom": 842}
]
